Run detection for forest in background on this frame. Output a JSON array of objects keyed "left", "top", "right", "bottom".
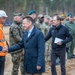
[{"left": 0, "top": 0, "right": 75, "bottom": 21}]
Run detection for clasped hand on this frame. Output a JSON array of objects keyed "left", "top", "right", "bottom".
[{"left": 2, "top": 46, "right": 8, "bottom": 52}]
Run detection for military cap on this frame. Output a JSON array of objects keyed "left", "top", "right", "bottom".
[
  {"left": 13, "top": 12, "right": 23, "bottom": 16},
  {"left": 69, "top": 14, "right": 73, "bottom": 18},
  {"left": 44, "top": 15, "right": 50, "bottom": 19},
  {"left": 38, "top": 14, "right": 44, "bottom": 18},
  {"left": 61, "top": 14, "right": 65, "bottom": 17},
  {"left": 28, "top": 10, "right": 36, "bottom": 15},
  {"left": 49, "top": 17, "right": 53, "bottom": 21},
  {"left": 68, "top": 13, "right": 73, "bottom": 17},
  {"left": 60, "top": 14, "right": 66, "bottom": 20}
]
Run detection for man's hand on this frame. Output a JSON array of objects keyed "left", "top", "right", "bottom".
[
  {"left": 56, "top": 42, "right": 62, "bottom": 45},
  {"left": 2, "top": 46, "right": 8, "bottom": 52},
  {"left": 36, "top": 66, "right": 41, "bottom": 70}
]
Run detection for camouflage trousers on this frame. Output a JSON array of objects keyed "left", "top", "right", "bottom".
[
  {"left": 67, "top": 39, "right": 75, "bottom": 59},
  {"left": 45, "top": 43, "right": 51, "bottom": 62},
  {"left": 11, "top": 50, "right": 24, "bottom": 75}
]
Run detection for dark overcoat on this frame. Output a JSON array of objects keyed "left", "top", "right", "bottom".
[{"left": 8, "top": 26, "right": 45, "bottom": 73}]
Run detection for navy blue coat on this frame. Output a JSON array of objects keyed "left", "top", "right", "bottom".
[{"left": 8, "top": 26, "right": 45, "bottom": 73}]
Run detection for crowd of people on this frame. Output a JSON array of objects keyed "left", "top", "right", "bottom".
[{"left": 0, "top": 9, "right": 75, "bottom": 75}]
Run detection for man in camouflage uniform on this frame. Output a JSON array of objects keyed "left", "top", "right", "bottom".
[
  {"left": 47, "top": 16, "right": 53, "bottom": 62},
  {"left": 65, "top": 14, "right": 75, "bottom": 59},
  {"left": 35, "top": 14, "right": 44, "bottom": 30},
  {"left": 28, "top": 10, "right": 36, "bottom": 21},
  {"left": 9, "top": 13, "right": 24, "bottom": 75},
  {"left": 40, "top": 15, "right": 51, "bottom": 62}
]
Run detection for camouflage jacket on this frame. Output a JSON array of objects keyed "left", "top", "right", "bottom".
[
  {"left": 65, "top": 21, "right": 75, "bottom": 37},
  {"left": 9, "top": 22, "right": 24, "bottom": 46}
]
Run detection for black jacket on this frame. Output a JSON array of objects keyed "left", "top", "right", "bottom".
[{"left": 45, "top": 24, "right": 72, "bottom": 49}]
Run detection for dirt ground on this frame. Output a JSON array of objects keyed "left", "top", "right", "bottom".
[{"left": 3, "top": 26, "right": 75, "bottom": 75}]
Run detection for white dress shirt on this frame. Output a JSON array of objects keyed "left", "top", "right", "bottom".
[{"left": 28, "top": 26, "right": 34, "bottom": 37}]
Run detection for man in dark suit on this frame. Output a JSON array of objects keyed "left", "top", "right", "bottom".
[
  {"left": 45, "top": 15, "right": 72, "bottom": 75},
  {"left": 2, "top": 16, "right": 45, "bottom": 75}
]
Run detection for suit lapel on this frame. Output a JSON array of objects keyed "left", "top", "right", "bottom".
[{"left": 24, "top": 31, "right": 28, "bottom": 41}]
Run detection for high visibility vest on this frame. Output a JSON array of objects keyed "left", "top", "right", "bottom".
[{"left": 0, "top": 26, "right": 8, "bottom": 56}]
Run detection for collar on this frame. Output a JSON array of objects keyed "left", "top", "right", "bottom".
[
  {"left": 28, "top": 26, "right": 34, "bottom": 33},
  {"left": 53, "top": 24, "right": 62, "bottom": 29},
  {"left": 14, "top": 21, "right": 21, "bottom": 25}
]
